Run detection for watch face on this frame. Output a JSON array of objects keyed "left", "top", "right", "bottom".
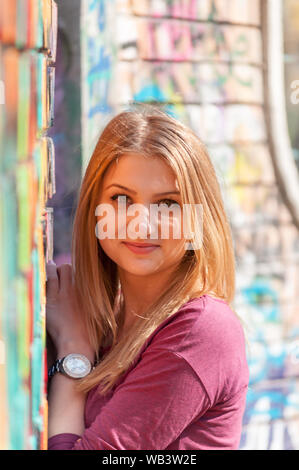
[{"left": 62, "top": 354, "right": 92, "bottom": 378}]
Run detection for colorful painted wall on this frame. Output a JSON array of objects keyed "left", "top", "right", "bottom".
[
  {"left": 0, "top": 0, "right": 57, "bottom": 450},
  {"left": 284, "top": 0, "right": 299, "bottom": 167},
  {"left": 80, "top": 0, "right": 299, "bottom": 449},
  {"left": 48, "top": 0, "right": 82, "bottom": 265},
  {"left": 1, "top": 0, "right": 297, "bottom": 451}
]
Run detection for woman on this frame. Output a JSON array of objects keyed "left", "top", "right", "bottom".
[{"left": 46, "top": 104, "right": 249, "bottom": 450}]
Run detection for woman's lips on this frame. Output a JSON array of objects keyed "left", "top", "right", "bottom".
[{"left": 122, "top": 241, "right": 160, "bottom": 255}]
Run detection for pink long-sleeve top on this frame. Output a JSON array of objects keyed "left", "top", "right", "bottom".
[{"left": 48, "top": 294, "right": 249, "bottom": 450}]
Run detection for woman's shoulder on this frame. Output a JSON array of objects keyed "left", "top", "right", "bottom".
[
  {"left": 188, "top": 294, "right": 246, "bottom": 346},
  {"left": 148, "top": 294, "right": 246, "bottom": 352},
  {"left": 146, "top": 294, "right": 249, "bottom": 403}
]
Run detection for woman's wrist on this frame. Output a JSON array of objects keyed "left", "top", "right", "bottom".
[{"left": 56, "top": 340, "right": 95, "bottom": 364}]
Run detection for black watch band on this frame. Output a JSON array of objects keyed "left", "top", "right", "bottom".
[
  {"left": 48, "top": 355, "right": 100, "bottom": 379},
  {"left": 48, "top": 357, "right": 65, "bottom": 379}
]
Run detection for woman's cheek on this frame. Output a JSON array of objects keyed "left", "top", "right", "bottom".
[
  {"left": 98, "top": 238, "right": 119, "bottom": 264},
  {"left": 164, "top": 239, "right": 186, "bottom": 264},
  {"left": 160, "top": 214, "right": 186, "bottom": 253}
]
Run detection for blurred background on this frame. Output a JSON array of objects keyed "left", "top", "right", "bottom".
[{"left": 0, "top": 0, "right": 299, "bottom": 450}]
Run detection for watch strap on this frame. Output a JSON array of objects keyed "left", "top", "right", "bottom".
[
  {"left": 48, "top": 357, "right": 65, "bottom": 379},
  {"left": 48, "top": 355, "right": 100, "bottom": 379}
]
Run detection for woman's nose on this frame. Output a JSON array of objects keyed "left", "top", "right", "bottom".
[
  {"left": 138, "top": 220, "right": 152, "bottom": 237},
  {"left": 127, "top": 208, "right": 154, "bottom": 239}
]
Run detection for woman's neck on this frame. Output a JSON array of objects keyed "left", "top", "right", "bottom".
[{"left": 116, "top": 266, "right": 177, "bottom": 334}]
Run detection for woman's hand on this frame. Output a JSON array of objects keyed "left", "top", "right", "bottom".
[{"left": 46, "top": 261, "right": 95, "bottom": 361}]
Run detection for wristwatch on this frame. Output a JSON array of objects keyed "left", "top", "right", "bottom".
[{"left": 48, "top": 353, "right": 94, "bottom": 379}]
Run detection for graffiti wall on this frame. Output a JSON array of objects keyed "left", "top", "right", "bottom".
[
  {"left": 284, "top": 0, "right": 299, "bottom": 168},
  {"left": 0, "top": 0, "right": 57, "bottom": 450},
  {"left": 81, "top": 0, "right": 116, "bottom": 170},
  {"left": 81, "top": 0, "right": 299, "bottom": 449},
  {"left": 48, "top": 0, "right": 82, "bottom": 264}
]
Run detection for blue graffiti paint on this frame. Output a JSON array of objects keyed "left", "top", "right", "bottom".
[
  {"left": 98, "top": 0, "right": 105, "bottom": 32},
  {"left": 88, "top": 0, "right": 109, "bottom": 32},
  {"left": 88, "top": 0, "right": 99, "bottom": 12},
  {"left": 87, "top": 79, "right": 112, "bottom": 117},
  {"left": 87, "top": 44, "right": 112, "bottom": 117},
  {"left": 242, "top": 279, "right": 279, "bottom": 322},
  {"left": 133, "top": 85, "right": 179, "bottom": 119},
  {"left": 244, "top": 383, "right": 299, "bottom": 423},
  {"left": 247, "top": 341, "right": 287, "bottom": 384},
  {"left": 134, "top": 84, "right": 166, "bottom": 102},
  {"left": 87, "top": 46, "right": 111, "bottom": 82},
  {"left": 88, "top": 91, "right": 112, "bottom": 117}
]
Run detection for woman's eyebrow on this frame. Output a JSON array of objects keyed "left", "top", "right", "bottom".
[{"left": 104, "top": 183, "right": 181, "bottom": 197}]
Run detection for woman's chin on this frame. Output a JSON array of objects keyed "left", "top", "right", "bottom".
[{"left": 118, "top": 258, "right": 164, "bottom": 277}]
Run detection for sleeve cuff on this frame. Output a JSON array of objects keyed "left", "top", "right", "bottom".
[{"left": 48, "top": 433, "right": 82, "bottom": 450}]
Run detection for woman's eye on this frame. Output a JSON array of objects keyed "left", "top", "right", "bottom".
[
  {"left": 110, "top": 195, "right": 180, "bottom": 208},
  {"left": 110, "top": 193, "right": 131, "bottom": 204},
  {"left": 157, "top": 199, "right": 180, "bottom": 208}
]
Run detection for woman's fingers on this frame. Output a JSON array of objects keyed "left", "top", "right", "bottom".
[
  {"left": 46, "top": 262, "right": 74, "bottom": 297},
  {"left": 46, "top": 260, "right": 59, "bottom": 297}
]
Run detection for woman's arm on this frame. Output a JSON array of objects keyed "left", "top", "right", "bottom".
[
  {"left": 46, "top": 262, "right": 96, "bottom": 438},
  {"left": 48, "top": 348, "right": 211, "bottom": 450},
  {"left": 48, "top": 340, "right": 95, "bottom": 438}
]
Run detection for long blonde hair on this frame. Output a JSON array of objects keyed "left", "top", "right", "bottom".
[{"left": 72, "top": 103, "right": 237, "bottom": 395}]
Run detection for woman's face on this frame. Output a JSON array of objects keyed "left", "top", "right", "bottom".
[{"left": 96, "top": 152, "right": 188, "bottom": 277}]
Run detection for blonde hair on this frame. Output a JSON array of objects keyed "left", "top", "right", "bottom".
[{"left": 72, "top": 103, "right": 238, "bottom": 395}]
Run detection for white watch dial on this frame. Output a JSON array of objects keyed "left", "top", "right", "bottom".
[{"left": 62, "top": 353, "right": 92, "bottom": 378}]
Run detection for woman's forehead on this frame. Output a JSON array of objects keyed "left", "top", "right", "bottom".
[
  {"left": 103, "top": 153, "right": 178, "bottom": 182},
  {"left": 101, "top": 153, "right": 180, "bottom": 195}
]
